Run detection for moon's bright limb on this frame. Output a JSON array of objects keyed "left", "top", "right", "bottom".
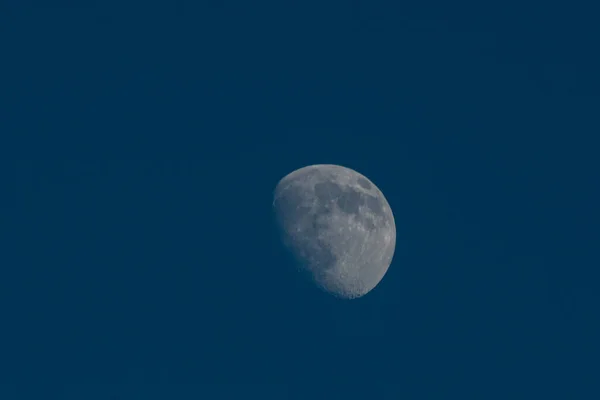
[{"left": 273, "top": 164, "right": 396, "bottom": 299}]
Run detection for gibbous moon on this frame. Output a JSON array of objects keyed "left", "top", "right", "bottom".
[{"left": 273, "top": 164, "right": 396, "bottom": 299}]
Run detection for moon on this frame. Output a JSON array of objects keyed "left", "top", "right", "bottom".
[{"left": 273, "top": 164, "right": 396, "bottom": 299}]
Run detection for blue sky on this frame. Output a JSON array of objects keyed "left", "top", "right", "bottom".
[{"left": 3, "top": 1, "right": 599, "bottom": 398}]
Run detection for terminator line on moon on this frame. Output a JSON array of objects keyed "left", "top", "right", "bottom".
[{"left": 273, "top": 164, "right": 396, "bottom": 299}]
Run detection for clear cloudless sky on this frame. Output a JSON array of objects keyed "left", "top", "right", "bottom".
[{"left": 3, "top": 0, "right": 599, "bottom": 398}]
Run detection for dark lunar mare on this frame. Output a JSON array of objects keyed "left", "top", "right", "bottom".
[
  {"left": 336, "top": 188, "right": 362, "bottom": 214},
  {"left": 314, "top": 180, "right": 367, "bottom": 216},
  {"left": 356, "top": 177, "right": 372, "bottom": 189}
]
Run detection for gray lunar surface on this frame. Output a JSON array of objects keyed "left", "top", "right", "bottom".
[{"left": 273, "top": 164, "right": 396, "bottom": 299}]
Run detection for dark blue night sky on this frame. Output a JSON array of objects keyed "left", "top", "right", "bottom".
[{"left": 3, "top": 1, "right": 599, "bottom": 398}]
